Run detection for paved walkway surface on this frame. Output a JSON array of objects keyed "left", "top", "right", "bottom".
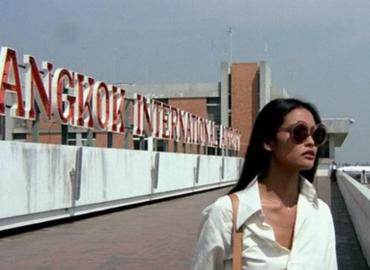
[
  {"left": 331, "top": 176, "right": 369, "bottom": 270},
  {"left": 1, "top": 178, "right": 369, "bottom": 270},
  {"left": 0, "top": 187, "right": 229, "bottom": 270}
]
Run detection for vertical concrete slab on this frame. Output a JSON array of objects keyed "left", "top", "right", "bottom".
[
  {"left": 220, "top": 61, "right": 229, "bottom": 127},
  {"left": 0, "top": 141, "right": 76, "bottom": 219},
  {"left": 77, "top": 147, "right": 152, "bottom": 206},
  {"left": 314, "top": 159, "right": 332, "bottom": 208},
  {"left": 259, "top": 61, "right": 271, "bottom": 110}
]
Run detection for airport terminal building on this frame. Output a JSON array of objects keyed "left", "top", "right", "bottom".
[
  {"left": 0, "top": 47, "right": 354, "bottom": 232},
  {"left": 0, "top": 55, "right": 350, "bottom": 159}
]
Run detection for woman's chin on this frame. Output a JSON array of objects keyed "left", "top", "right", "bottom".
[{"left": 298, "top": 160, "right": 315, "bottom": 170}]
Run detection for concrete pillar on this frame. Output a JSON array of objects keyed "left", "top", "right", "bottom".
[
  {"left": 86, "top": 130, "right": 94, "bottom": 147},
  {"left": 314, "top": 159, "right": 333, "bottom": 208},
  {"left": 31, "top": 113, "right": 40, "bottom": 143},
  {"left": 329, "top": 135, "right": 335, "bottom": 159},
  {"left": 220, "top": 62, "right": 229, "bottom": 127},
  {"left": 76, "top": 132, "right": 82, "bottom": 146},
  {"left": 4, "top": 113, "right": 13, "bottom": 140},
  {"left": 148, "top": 137, "right": 154, "bottom": 151},
  {"left": 259, "top": 61, "right": 271, "bottom": 110}
]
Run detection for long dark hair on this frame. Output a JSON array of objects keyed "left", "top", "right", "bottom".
[{"left": 229, "top": 98, "right": 323, "bottom": 194}]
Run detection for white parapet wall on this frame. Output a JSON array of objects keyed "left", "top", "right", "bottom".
[
  {"left": 337, "top": 171, "right": 370, "bottom": 267},
  {"left": 0, "top": 141, "right": 243, "bottom": 231}
]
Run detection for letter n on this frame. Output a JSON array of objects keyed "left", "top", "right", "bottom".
[{"left": 24, "top": 55, "right": 52, "bottom": 120}]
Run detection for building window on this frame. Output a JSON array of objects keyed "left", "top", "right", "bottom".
[
  {"left": 13, "top": 119, "right": 27, "bottom": 129},
  {"left": 207, "top": 97, "right": 220, "bottom": 105},
  {"left": 207, "top": 106, "right": 220, "bottom": 124},
  {"left": 67, "top": 133, "right": 77, "bottom": 146},
  {"left": 156, "top": 139, "right": 167, "bottom": 152},
  {"left": 228, "top": 73, "right": 232, "bottom": 110},
  {"left": 13, "top": 133, "right": 27, "bottom": 141},
  {"left": 207, "top": 147, "right": 216, "bottom": 155},
  {"left": 67, "top": 132, "right": 96, "bottom": 146},
  {"left": 156, "top": 98, "right": 169, "bottom": 104},
  {"left": 0, "top": 116, "right": 4, "bottom": 140},
  {"left": 133, "top": 136, "right": 148, "bottom": 150},
  {"left": 207, "top": 97, "right": 221, "bottom": 124}
]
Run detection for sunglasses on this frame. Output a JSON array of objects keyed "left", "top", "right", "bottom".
[{"left": 280, "top": 121, "right": 328, "bottom": 146}]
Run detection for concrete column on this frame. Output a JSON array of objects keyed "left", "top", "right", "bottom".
[
  {"left": 259, "top": 61, "right": 271, "bottom": 110},
  {"left": 86, "top": 130, "right": 94, "bottom": 146},
  {"left": 220, "top": 62, "right": 229, "bottom": 127},
  {"left": 5, "top": 113, "right": 13, "bottom": 140},
  {"left": 148, "top": 137, "right": 154, "bottom": 151},
  {"left": 329, "top": 135, "right": 335, "bottom": 159},
  {"left": 314, "top": 159, "right": 332, "bottom": 208},
  {"left": 31, "top": 113, "right": 40, "bottom": 143},
  {"left": 76, "top": 132, "right": 83, "bottom": 146},
  {"left": 124, "top": 100, "right": 131, "bottom": 149}
]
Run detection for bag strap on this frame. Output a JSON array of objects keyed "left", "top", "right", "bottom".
[{"left": 228, "top": 194, "right": 243, "bottom": 270}]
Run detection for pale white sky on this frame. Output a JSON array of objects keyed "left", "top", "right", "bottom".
[{"left": 1, "top": 0, "right": 369, "bottom": 163}]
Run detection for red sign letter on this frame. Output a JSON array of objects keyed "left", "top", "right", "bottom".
[
  {"left": 93, "top": 81, "right": 110, "bottom": 130},
  {"left": 0, "top": 47, "right": 25, "bottom": 118},
  {"left": 24, "top": 55, "right": 52, "bottom": 120}
]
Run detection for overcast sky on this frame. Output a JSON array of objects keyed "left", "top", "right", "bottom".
[{"left": 1, "top": 0, "right": 369, "bottom": 163}]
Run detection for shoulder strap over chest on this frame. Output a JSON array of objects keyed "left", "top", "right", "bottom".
[{"left": 228, "top": 193, "right": 243, "bottom": 270}]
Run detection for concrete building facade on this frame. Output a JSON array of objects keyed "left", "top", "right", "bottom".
[
  {"left": 0, "top": 60, "right": 351, "bottom": 159},
  {"left": 122, "top": 61, "right": 267, "bottom": 157}
]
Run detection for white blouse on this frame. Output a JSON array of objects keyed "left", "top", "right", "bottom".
[{"left": 191, "top": 177, "right": 338, "bottom": 270}]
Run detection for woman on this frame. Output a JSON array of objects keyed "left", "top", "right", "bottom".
[{"left": 191, "top": 98, "right": 337, "bottom": 270}]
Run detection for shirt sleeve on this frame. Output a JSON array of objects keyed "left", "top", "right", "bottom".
[{"left": 191, "top": 197, "right": 232, "bottom": 270}]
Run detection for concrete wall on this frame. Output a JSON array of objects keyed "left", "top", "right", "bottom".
[
  {"left": 313, "top": 159, "right": 332, "bottom": 207},
  {"left": 0, "top": 141, "right": 242, "bottom": 231},
  {"left": 337, "top": 171, "right": 370, "bottom": 267}
]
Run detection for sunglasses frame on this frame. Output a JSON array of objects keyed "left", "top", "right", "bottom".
[{"left": 279, "top": 121, "right": 328, "bottom": 146}]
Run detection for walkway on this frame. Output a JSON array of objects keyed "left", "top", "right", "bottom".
[
  {"left": 0, "top": 187, "right": 229, "bottom": 270},
  {"left": 1, "top": 177, "right": 369, "bottom": 270},
  {"left": 331, "top": 176, "right": 369, "bottom": 270}
]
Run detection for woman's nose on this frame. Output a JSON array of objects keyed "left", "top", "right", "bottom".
[{"left": 305, "top": 134, "right": 315, "bottom": 146}]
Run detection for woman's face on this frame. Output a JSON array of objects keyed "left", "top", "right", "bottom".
[{"left": 266, "top": 108, "right": 318, "bottom": 171}]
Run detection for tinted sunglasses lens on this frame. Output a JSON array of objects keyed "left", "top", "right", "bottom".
[
  {"left": 291, "top": 124, "right": 309, "bottom": 143},
  {"left": 313, "top": 125, "right": 327, "bottom": 145}
]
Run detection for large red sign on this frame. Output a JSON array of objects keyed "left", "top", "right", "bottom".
[{"left": 0, "top": 46, "right": 240, "bottom": 151}]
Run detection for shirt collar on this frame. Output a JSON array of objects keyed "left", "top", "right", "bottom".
[
  {"left": 299, "top": 176, "right": 319, "bottom": 207},
  {"left": 234, "top": 177, "right": 261, "bottom": 230},
  {"left": 234, "top": 175, "right": 319, "bottom": 230}
]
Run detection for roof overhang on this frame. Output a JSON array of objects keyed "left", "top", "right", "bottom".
[
  {"left": 322, "top": 118, "right": 354, "bottom": 147},
  {"left": 121, "top": 83, "right": 219, "bottom": 99}
]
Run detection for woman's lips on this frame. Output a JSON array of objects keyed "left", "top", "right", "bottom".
[{"left": 302, "top": 150, "right": 315, "bottom": 159}]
